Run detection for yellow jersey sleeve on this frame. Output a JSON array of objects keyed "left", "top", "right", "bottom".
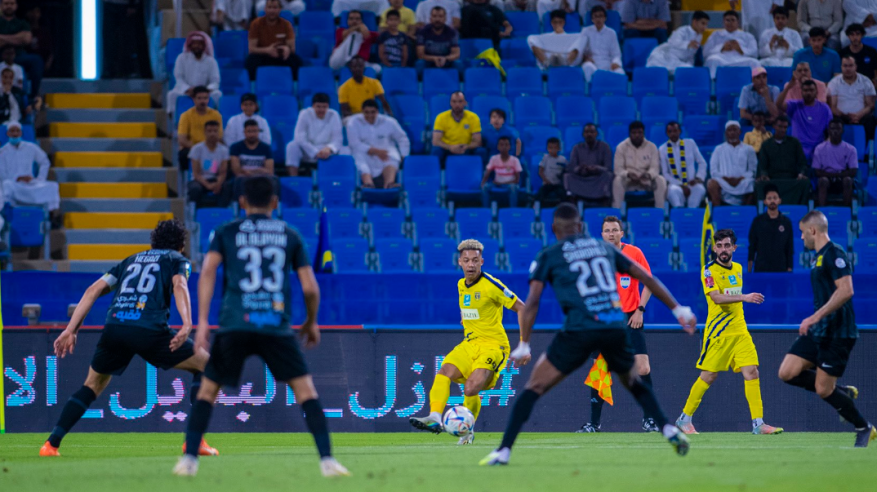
[
  {"left": 483, "top": 273, "right": 518, "bottom": 309},
  {"left": 702, "top": 263, "right": 719, "bottom": 295}
]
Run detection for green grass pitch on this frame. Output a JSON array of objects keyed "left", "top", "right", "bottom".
[{"left": 1, "top": 432, "right": 875, "bottom": 492}]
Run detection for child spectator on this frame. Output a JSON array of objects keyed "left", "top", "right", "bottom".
[
  {"left": 379, "top": 10, "right": 409, "bottom": 67},
  {"left": 536, "top": 136, "right": 567, "bottom": 205},
  {"left": 482, "top": 136, "right": 522, "bottom": 206},
  {"left": 0, "top": 45, "right": 23, "bottom": 89},
  {"left": 743, "top": 111, "right": 772, "bottom": 153},
  {"left": 481, "top": 108, "right": 521, "bottom": 159},
  {"left": 380, "top": 0, "right": 417, "bottom": 38},
  {"left": 224, "top": 93, "right": 272, "bottom": 146}
]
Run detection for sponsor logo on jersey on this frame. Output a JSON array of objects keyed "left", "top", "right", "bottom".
[
  {"left": 240, "top": 220, "right": 256, "bottom": 233},
  {"left": 272, "top": 293, "right": 285, "bottom": 312},
  {"left": 816, "top": 256, "right": 823, "bottom": 267},
  {"left": 244, "top": 311, "right": 282, "bottom": 327},
  {"left": 463, "top": 294, "right": 471, "bottom": 307},
  {"left": 729, "top": 275, "right": 738, "bottom": 286},
  {"left": 461, "top": 308, "right": 480, "bottom": 320},
  {"left": 135, "top": 295, "right": 148, "bottom": 310},
  {"left": 723, "top": 287, "right": 742, "bottom": 295},
  {"left": 836, "top": 258, "right": 846, "bottom": 268},
  {"left": 113, "top": 310, "right": 142, "bottom": 322},
  {"left": 620, "top": 276, "right": 631, "bottom": 289},
  {"left": 703, "top": 269, "right": 711, "bottom": 277},
  {"left": 705, "top": 276, "right": 715, "bottom": 288},
  {"left": 184, "top": 262, "right": 192, "bottom": 279}
]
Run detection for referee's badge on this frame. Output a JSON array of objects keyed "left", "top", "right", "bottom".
[{"left": 620, "top": 276, "right": 631, "bottom": 289}]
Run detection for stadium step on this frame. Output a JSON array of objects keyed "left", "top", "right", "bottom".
[
  {"left": 60, "top": 198, "right": 177, "bottom": 214},
  {"left": 45, "top": 93, "right": 152, "bottom": 109},
  {"left": 59, "top": 183, "right": 169, "bottom": 199},
  {"left": 65, "top": 229, "right": 153, "bottom": 245},
  {"left": 49, "top": 122, "right": 157, "bottom": 138},
  {"left": 67, "top": 243, "right": 152, "bottom": 261},
  {"left": 43, "top": 138, "right": 166, "bottom": 153},
  {"left": 680, "top": 0, "right": 736, "bottom": 9},
  {"left": 64, "top": 212, "right": 173, "bottom": 230},
  {"left": 41, "top": 78, "right": 156, "bottom": 94},
  {"left": 46, "top": 108, "right": 161, "bottom": 124},
  {"left": 53, "top": 151, "right": 163, "bottom": 168},
  {"left": 66, "top": 260, "right": 121, "bottom": 272},
  {"left": 54, "top": 168, "right": 170, "bottom": 185}
]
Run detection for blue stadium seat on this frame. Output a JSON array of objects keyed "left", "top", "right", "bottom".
[
  {"left": 375, "top": 238, "right": 414, "bottom": 272},
  {"left": 283, "top": 208, "right": 320, "bottom": 237},
  {"left": 219, "top": 95, "right": 241, "bottom": 122},
  {"left": 338, "top": 66, "right": 378, "bottom": 84},
  {"left": 623, "top": 39, "right": 659, "bottom": 73},
  {"left": 506, "top": 67, "right": 543, "bottom": 98},
  {"left": 271, "top": 120, "right": 295, "bottom": 164},
  {"left": 779, "top": 205, "right": 809, "bottom": 229},
  {"left": 327, "top": 208, "right": 365, "bottom": 239},
  {"left": 297, "top": 66, "right": 335, "bottom": 100},
  {"left": 539, "top": 207, "right": 555, "bottom": 241},
  {"left": 522, "top": 126, "right": 562, "bottom": 154},
  {"left": 419, "top": 238, "right": 460, "bottom": 272},
  {"left": 598, "top": 96, "right": 636, "bottom": 128},
  {"left": 636, "top": 238, "right": 675, "bottom": 272},
  {"left": 165, "top": 38, "right": 185, "bottom": 74},
  {"left": 480, "top": 238, "right": 503, "bottom": 270},
  {"left": 854, "top": 238, "right": 877, "bottom": 273},
  {"left": 606, "top": 126, "right": 628, "bottom": 150},
  {"left": 279, "top": 176, "right": 313, "bottom": 208},
  {"left": 498, "top": 208, "right": 536, "bottom": 240},
  {"left": 677, "top": 238, "right": 701, "bottom": 272},
  {"left": 627, "top": 207, "right": 665, "bottom": 240},
  {"left": 255, "top": 66, "right": 293, "bottom": 96},
  {"left": 547, "top": 67, "right": 586, "bottom": 102},
  {"left": 734, "top": 245, "right": 749, "bottom": 266},
  {"left": 542, "top": 12, "right": 580, "bottom": 32},
  {"left": 219, "top": 68, "right": 249, "bottom": 95},
  {"left": 564, "top": 126, "right": 584, "bottom": 149},
  {"left": 429, "top": 94, "right": 450, "bottom": 122},
  {"left": 412, "top": 207, "right": 450, "bottom": 239},
  {"left": 631, "top": 67, "right": 669, "bottom": 104},
  {"left": 820, "top": 206, "right": 852, "bottom": 245},
  {"left": 261, "top": 94, "right": 299, "bottom": 124},
  {"left": 333, "top": 238, "right": 371, "bottom": 272},
  {"left": 504, "top": 238, "right": 544, "bottom": 272},
  {"left": 215, "top": 31, "right": 249, "bottom": 69},
  {"left": 583, "top": 10, "right": 622, "bottom": 42},
  {"left": 317, "top": 155, "right": 357, "bottom": 208},
  {"left": 454, "top": 208, "right": 494, "bottom": 240},
  {"left": 506, "top": 11, "right": 540, "bottom": 37},
  {"left": 195, "top": 208, "right": 234, "bottom": 253},
  {"left": 712, "top": 206, "right": 758, "bottom": 245},
  {"left": 648, "top": 125, "right": 667, "bottom": 144},
  {"left": 765, "top": 66, "right": 792, "bottom": 90},
  {"left": 296, "top": 35, "right": 334, "bottom": 67},
  {"left": 368, "top": 208, "right": 407, "bottom": 239},
  {"left": 297, "top": 11, "right": 335, "bottom": 36},
  {"left": 673, "top": 67, "right": 711, "bottom": 115},
  {"left": 641, "top": 96, "right": 678, "bottom": 129},
  {"left": 858, "top": 206, "right": 877, "bottom": 238},
  {"left": 556, "top": 95, "right": 595, "bottom": 128},
  {"left": 715, "top": 66, "right": 751, "bottom": 115},
  {"left": 445, "top": 155, "right": 485, "bottom": 205},
  {"left": 459, "top": 38, "right": 494, "bottom": 62},
  {"left": 589, "top": 70, "right": 628, "bottom": 102},
  {"left": 473, "top": 95, "right": 512, "bottom": 126},
  {"left": 683, "top": 115, "right": 726, "bottom": 147},
  {"left": 381, "top": 68, "right": 419, "bottom": 96},
  {"left": 423, "top": 69, "right": 460, "bottom": 99},
  {"left": 843, "top": 125, "right": 867, "bottom": 163},
  {"left": 392, "top": 95, "right": 426, "bottom": 153},
  {"left": 174, "top": 96, "right": 193, "bottom": 125},
  {"left": 583, "top": 208, "right": 621, "bottom": 237},
  {"left": 340, "top": 10, "right": 378, "bottom": 30},
  {"left": 499, "top": 38, "right": 537, "bottom": 67},
  {"left": 669, "top": 208, "right": 705, "bottom": 239},
  {"left": 514, "top": 96, "right": 552, "bottom": 127},
  {"left": 402, "top": 156, "right": 441, "bottom": 209},
  {"left": 464, "top": 68, "right": 503, "bottom": 98},
  {"left": 304, "top": 238, "right": 318, "bottom": 261}
]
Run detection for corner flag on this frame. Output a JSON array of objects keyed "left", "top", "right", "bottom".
[{"left": 313, "top": 208, "right": 334, "bottom": 273}]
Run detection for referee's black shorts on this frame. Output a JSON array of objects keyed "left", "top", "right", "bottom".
[
  {"left": 625, "top": 311, "right": 648, "bottom": 355},
  {"left": 205, "top": 331, "right": 309, "bottom": 387},
  {"left": 546, "top": 328, "right": 635, "bottom": 376},
  {"left": 91, "top": 324, "right": 196, "bottom": 376}
]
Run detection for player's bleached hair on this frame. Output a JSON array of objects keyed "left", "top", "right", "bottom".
[
  {"left": 458, "top": 239, "right": 484, "bottom": 254},
  {"left": 800, "top": 210, "right": 829, "bottom": 233}
]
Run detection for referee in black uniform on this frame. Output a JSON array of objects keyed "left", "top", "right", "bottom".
[{"left": 778, "top": 210, "right": 875, "bottom": 447}]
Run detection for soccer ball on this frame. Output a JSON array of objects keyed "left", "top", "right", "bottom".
[{"left": 443, "top": 406, "right": 474, "bottom": 437}]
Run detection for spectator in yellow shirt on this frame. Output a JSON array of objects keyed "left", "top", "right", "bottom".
[
  {"left": 178, "top": 86, "right": 223, "bottom": 171},
  {"left": 339, "top": 56, "right": 394, "bottom": 121},
  {"left": 380, "top": 0, "right": 417, "bottom": 38},
  {"left": 742, "top": 111, "right": 773, "bottom": 153},
  {"left": 430, "top": 91, "right": 487, "bottom": 164}
]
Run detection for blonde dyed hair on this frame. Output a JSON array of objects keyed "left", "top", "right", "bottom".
[{"left": 457, "top": 239, "right": 484, "bottom": 254}]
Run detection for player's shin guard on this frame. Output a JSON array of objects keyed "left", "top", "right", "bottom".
[
  {"left": 185, "top": 400, "right": 213, "bottom": 458},
  {"left": 190, "top": 372, "right": 203, "bottom": 405},
  {"left": 628, "top": 378, "right": 668, "bottom": 428},
  {"left": 784, "top": 369, "right": 817, "bottom": 392},
  {"left": 823, "top": 388, "right": 869, "bottom": 429},
  {"left": 589, "top": 387, "right": 605, "bottom": 426},
  {"left": 499, "top": 389, "right": 540, "bottom": 450},
  {"left": 47, "top": 386, "right": 97, "bottom": 448},
  {"left": 682, "top": 377, "right": 711, "bottom": 417},
  {"left": 302, "top": 399, "right": 332, "bottom": 458},
  {"left": 464, "top": 394, "right": 482, "bottom": 421},
  {"left": 744, "top": 379, "right": 764, "bottom": 420},
  {"left": 429, "top": 374, "right": 452, "bottom": 415}
]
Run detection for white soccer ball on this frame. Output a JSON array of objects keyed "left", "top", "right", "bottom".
[{"left": 443, "top": 406, "right": 474, "bottom": 437}]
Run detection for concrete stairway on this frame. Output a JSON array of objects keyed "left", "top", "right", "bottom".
[{"left": 37, "top": 78, "right": 181, "bottom": 272}]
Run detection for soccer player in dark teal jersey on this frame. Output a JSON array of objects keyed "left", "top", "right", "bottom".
[
  {"left": 40, "top": 220, "right": 217, "bottom": 457},
  {"left": 173, "top": 176, "right": 350, "bottom": 478},
  {"left": 778, "top": 210, "right": 876, "bottom": 448},
  {"left": 481, "top": 203, "right": 698, "bottom": 466}
]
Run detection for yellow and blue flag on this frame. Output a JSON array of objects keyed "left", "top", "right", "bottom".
[
  {"left": 701, "top": 202, "right": 715, "bottom": 271},
  {"left": 314, "top": 208, "right": 334, "bottom": 273}
]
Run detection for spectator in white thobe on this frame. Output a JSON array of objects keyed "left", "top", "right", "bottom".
[
  {"left": 213, "top": 0, "right": 252, "bottom": 30},
  {"left": 736, "top": 0, "right": 783, "bottom": 37},
  {"left": 658, "top": 121, "right": 707, "bottom": 208},
  {"left": 841, "top": 0, "right": 877, "bottom": 47},
  {"left": 0, "top": 122, "right": 58, "bottom": 212},
  {"left": 286, "top": 93, "right": 344, "bottom": 176},
  {"left": 346, "top": 99, "right": 410, "bottom": 188},
  {"left": 646, "top": 10, "right": 709, "bottom": 74},
  {"left": 528, "top": 10, "right": 585, "bottom": 69},
  {"left": 580, "top": 6, "right": 624, "bottom": 82},
  {"left": 707, "top": 120, "right": 757, "bottom": 206},
  {"left": 332, "top": 0, "right": 389, "bottom": 16},
  {"left": 759, "top": 7, "right": 803, "bottom": 67},
  {"left": 578, "top": 0, "right": 625, "bottom": 19},
  {"left": 224, "top": 93, "right": 272, "bottom": 146},
  {"left": 703, "top": 10, "right": 761, "bottom": 79},
  {"left": 256, "top": 0, "right": 305, "bottom": 15},
  {"left": 167, "top": 32, "right": 221, "bottom": 115}
]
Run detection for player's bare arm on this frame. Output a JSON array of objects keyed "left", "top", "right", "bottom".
[
  {"left": 511, "top": 281, "right": 542, "bottom": 365},
  {"left": 297, "top": 265, "right": 321, "bottom": 349},
  {"left": 169, "top": 274, "right": 194, "bottom": 352},
  {"left": 708, "top": 290, "right": 765, "bottom": 305},
  {"left": 800, "top": 275, "right": 853, "bottom": 335},
  {"left": 195, "top": 251, "right": 222, "bottom": 353},
  {"left": 626, "top": 263, "right": 696, "bottom": 334},
  {"left": 55, "top": 278, "right": 112, "bottom": 358},
  {"left": 509, "top": 297, "right": 530, "bottom": 366}
]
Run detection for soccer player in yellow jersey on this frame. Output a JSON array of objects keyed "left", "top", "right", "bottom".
[
  {"left": 676, "top": 229, "right": 783, "bottom": 435},
  {"left": 409, "top": 239, "right": 525, "bottom": 444}
]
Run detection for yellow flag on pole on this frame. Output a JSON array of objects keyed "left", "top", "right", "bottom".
[{"left": 584, "top": 354, "right": 613, "bottom": 405}]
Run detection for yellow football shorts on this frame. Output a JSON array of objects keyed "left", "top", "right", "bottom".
[
  {"left": 697, "top": 333, "right": 760, "bottom": 373},
  {"left": 441, "top": 340, "right": 509, "bottom": 389}
]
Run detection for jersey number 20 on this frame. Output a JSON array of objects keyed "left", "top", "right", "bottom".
[
  {"left": 238, "top": 246, "right": 286, "bottom": 293},
  {"left": 570, "top": 257, "right": 616, "bottom": 296}
]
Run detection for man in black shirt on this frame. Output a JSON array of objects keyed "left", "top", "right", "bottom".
[
  {"left": 480, "top": 203, "right": 698, "bottom": 466},
  {"left": 841, "top": 24, "right": 877, "bottom": 87},
  {"left": 40, "top": 220, "right": 217, "bottom": 457},
  {"left": 748, "top": 183, "right": 794, "bottom": 272},
  {"left": 460, "top": 0, "right": 512, "bottom": 47},
  {"left": 778, "top": 210, "right": 875, "bottom": 448}
]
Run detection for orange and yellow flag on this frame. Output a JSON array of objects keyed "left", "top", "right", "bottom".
[{"left": 584, "top": 354, "right": 613, "bottom": 405}]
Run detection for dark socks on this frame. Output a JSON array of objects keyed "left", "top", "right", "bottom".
[
  {"left": 190, "top": 372, "right": 203, "bottom": 405},
  {"left": 823, "top": 388, "right": 869, "bottom": 429},
  {"left": 302, "top": 399, "right": 332, "bottom": 458},
  {"left": 628, "top": 378, "right": 668, "bottom": 428},
  {"left": 185, "top": 399, "right": 214, "bottom": 458},
  {"left": 48, "top": 386, "right": 97, "bottom": 448},
  {"left": 784, "top": 369, "right": 817, "bottom": 392},
  {"left": 640, "top": 373, "right": 654, "bottom": 420},
  {"left": 589, "top": 387, "right": 604, "bottom": 426},
  {"left": 500, "top": 389, "right": 540, "bottom": 450}
]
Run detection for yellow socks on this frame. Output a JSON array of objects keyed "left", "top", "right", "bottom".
[
  {"left": 429, "top": 374, "right": 452, "bottom": 415},
  {"left": 464, "top": 394, "right": 482, "bottom": 421},
  {"left": 682, "top": 377, "right": 711, "bottom": 417},
  {"left": 744, "top": 378, "right": 764, "bottom": 420}
]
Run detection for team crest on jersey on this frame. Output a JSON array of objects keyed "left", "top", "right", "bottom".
[
  {"left": 474, "top": 292, "right": 481, "bottom": 301},
  {"left": 620, "top": 276, "right": 631, "bottom": 288},
  {"left": 836, "top": 258, "right": 846, "bottom": 268},
  {"left": 729, "top": 275, "right": 738, "bottom": 286},
  {"left": 463, "top": 294, "right": 471, "bottom": 306}
]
